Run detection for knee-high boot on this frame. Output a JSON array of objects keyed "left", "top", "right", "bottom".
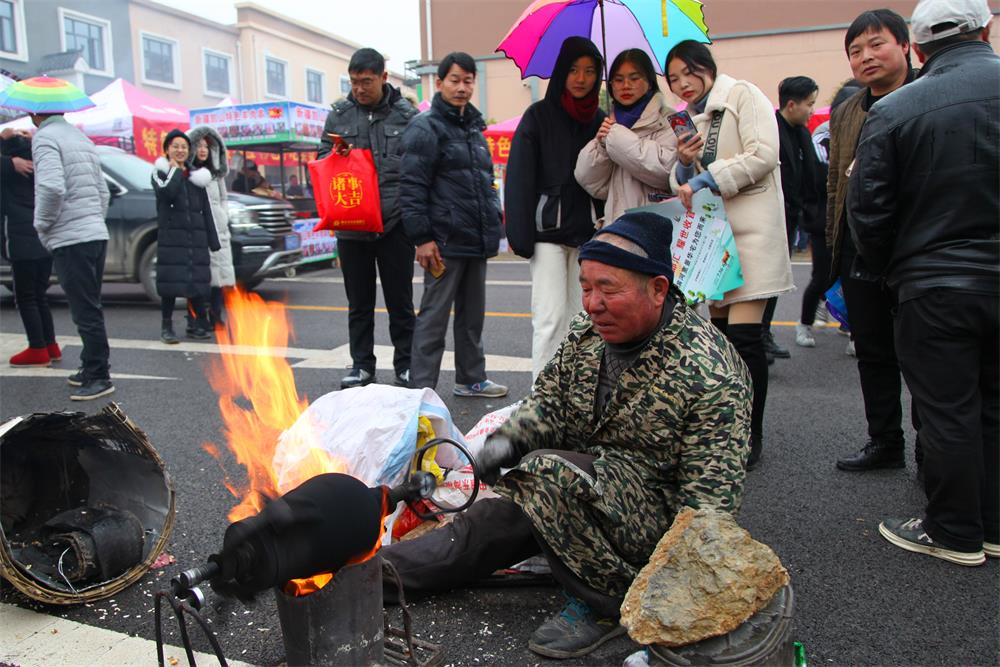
[{"left": 727, "top": 323, "right": 768, "bottom": 469}]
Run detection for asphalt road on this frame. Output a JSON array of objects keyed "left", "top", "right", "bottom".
[{"left": 1, "top": 260, "right": 997, "bottom": 667}]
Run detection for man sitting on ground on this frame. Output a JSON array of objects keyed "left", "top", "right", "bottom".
[{"left": 382, "top": 211, "right": 752, "bottom": 659}]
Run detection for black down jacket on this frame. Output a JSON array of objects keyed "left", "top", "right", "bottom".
[
  {"left": 399, "top": 93, "right": 502, "bottom": 259},
  {"left": 151, "top": 158, "right": 221, "bottom": 299},
  {"left": 0, "top": 134, "right": 48, "bottom": 261},
  {"left": 318, "top": 84, "right": 417, "bottom": 241},
  {"left": 504, "top": 36, "right": 605, "bottom": 258},
  {"left": 848, "top": 40, "right": 999, "bottom": 303}
]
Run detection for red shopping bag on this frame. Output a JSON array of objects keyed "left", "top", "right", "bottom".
[{"left": 308, "top": 149, "right": 383, "bottom": 232}]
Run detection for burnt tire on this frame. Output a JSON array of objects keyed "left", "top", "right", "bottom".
[{"left": 138, "top": 243, "right": 158, "bottom": 302}]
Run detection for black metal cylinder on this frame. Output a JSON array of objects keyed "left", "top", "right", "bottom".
[{"left": 273, "top": 554, "right": 384, "bottom": 666}]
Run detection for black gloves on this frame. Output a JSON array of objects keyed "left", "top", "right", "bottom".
[{"left": 475, "top": 434, "right": 521, "bottom": 486}]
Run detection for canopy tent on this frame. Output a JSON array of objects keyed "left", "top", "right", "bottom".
[
  {"left": 484, "top": 115, "right": 521, "bottom": 166},
  {"left": 0, "top": 78, "right": 189, "bottom": 162}
]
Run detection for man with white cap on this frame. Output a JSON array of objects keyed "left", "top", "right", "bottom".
[{"left": 848, "top": 0, "right": 998, "bottom": 566}]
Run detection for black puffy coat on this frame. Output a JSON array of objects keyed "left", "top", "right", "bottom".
[
  {"left": 848, "top": 41, "right": 999, "bottom": 302},
  {"left": 0, "top": 134, "right": 48, "bottom": 261},
  {"left": 776, "top": 111, "right": 821, "bottom": 235},
  {"left": 399, "top": 93, "right": 501, "bottom": 259},
  {"left": 504, "top": 37, "right": 605, "bottom": 258},
  {"left": 318, "top": 84, "right": 417, "bottom": 241},
  {"left": 151, "top": 160, "right": 221, "bottom": 299}
]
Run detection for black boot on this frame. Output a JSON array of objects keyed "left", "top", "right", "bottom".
[
  {"left": 746, "top": 436, "right": 762, "bottom": 471},
  {"left": 727, "top": 323, "right": 769, "bottom": 471},
  {"left": 161, "top": 319, "right": 179, "bottom": 345},
  {"left": 836, "top": 439, "right": 905, "bottom": 471},
  {"left": 188, "top": 316, "right": 212, "bottom": 340},
  {"left": 762, "top": 328, "right": 790, "bottom": 359}
]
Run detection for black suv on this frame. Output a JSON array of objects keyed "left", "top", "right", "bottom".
[{"left": 1, "top": 147, "right": 303, "bottom": 300}]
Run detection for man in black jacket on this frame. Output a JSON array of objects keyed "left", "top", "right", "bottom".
[
  {"left": 505, "top": 37, "right": 605, "bottom": 380},
  {"left": 400, "top": 52, "right": 507, "bottom": 397},
  {"left": 319, "top": 48, "right": 418, "bottom": 389},
  {"left": 849, "top": 0, "right": 998, "bottom": 566}
]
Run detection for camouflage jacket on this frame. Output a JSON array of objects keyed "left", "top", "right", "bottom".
[{"left": 494, "top": 295, "right": 751, "bottom": 598}]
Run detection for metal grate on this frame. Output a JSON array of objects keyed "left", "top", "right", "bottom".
[{"left": 248, "top": 205, "right": 294, "bottom": 235}]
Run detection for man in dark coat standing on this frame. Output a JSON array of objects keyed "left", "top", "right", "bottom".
[
  {"left": 848, "top": 0, "right": 998, "bottom": 566},
  {"left": 505, "top": 36, "right": 605, "bottom": 379},
  {"left": 400, "top": 52, "right": 507, "bottom": 397},
  {"left": 319, "top": 48, "right": 418, "bottom": 390}
]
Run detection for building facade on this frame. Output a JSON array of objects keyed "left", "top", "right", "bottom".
[{"left": 415, "top": 0, "right": 1000, "bottom": 123}]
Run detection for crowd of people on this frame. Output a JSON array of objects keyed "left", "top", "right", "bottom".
[{"left": 0, "top": 0, "right": 996, "bottom": 659}]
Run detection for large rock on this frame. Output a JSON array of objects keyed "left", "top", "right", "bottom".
[{"left": 620, "top": 508, "right": 789, "bottom": 647}]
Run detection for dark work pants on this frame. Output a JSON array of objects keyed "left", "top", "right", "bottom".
[
  {"left": 338, "top": 225, "right": 415, "bottom": 375},
  {"left": 161, "top": 296, "right": 207, "bottom": 322},
  {"left": 410, "top": 257, "right": 487, "bottom": 389},
  {"left": 11, "top": 257, "right": 56, "bottom": 348},
  {"left": 841, "top": 259, "right": 912, "bottom": 446},
  {"left": 381, "top": 453, "right": 624, "bottom": 619},
  {"left": 800, "top": 233, "right": 831, "bottom": 325},
  {"left": 894, "top": 289, "right": 999, "bottom": 550},
  {"left": 51, "top": 240, "right": 110, "bottom": 381}
]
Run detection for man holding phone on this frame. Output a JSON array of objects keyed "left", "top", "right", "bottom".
[{"left": 318, "top": 48, "right": 418, "bottom": 390}]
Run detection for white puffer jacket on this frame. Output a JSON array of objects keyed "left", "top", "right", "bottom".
[{"left": 188, "top": 125, "right": 235, "bottom": 287}]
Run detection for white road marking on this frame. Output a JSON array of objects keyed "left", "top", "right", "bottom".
[{"left": 0, "top": 602, "right": 257, "bottom": 667}]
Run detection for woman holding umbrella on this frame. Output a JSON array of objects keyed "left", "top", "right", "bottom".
[
  {"left": 574, "top": 49, "right": 678, "bottom": 226},
  {"left": 665, "top": 40, "right": 794, "bottom": 470}
]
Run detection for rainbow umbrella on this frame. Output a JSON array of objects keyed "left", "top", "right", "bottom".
[
  {"left": 497, "top": 0, "right": 710, "bottom": 78},
  {"left": 0, "top": 76, "right": 95, "bottom": 114}
]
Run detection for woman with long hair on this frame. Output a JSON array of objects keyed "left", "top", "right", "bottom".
[
  {"left": 665, "top": 40, "right": 794, "bottom": 469},
  {"left": 574, "top": 48, "right": 677, "bottom": 226},
  {"left": 188, "top": 126, "right": 235, "bottom": 327}
]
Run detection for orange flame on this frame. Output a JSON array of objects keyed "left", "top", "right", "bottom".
[{"left": 203, "top": 289, "right": 357, "bottom": 595}]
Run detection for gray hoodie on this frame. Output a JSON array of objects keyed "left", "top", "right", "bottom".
[{"left": 31, "top": 115, "right": 109, "bottom": 250}]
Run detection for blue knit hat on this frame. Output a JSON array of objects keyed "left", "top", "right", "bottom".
[{"left": 578, "top": 211, "right": 674, "bottom": 279}]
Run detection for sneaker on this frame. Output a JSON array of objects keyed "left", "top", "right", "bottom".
[
  {"left": 528, "top": 595, "right": 625, "bottom": 659},
  {"left": 70, "top": 379, "right": 116, "bottom": 402},
  {"left": 845, "top": 339, "right": 856, "bottom": 357},
  {"left": 879, "top": 518, "right": 985, "bottom": 566},
  {"left": 9, "top": 347, "right": 50, "bottom": 367},
  {"left": 814, "top": 304, "right": 829, "bottom": 324},
  {"left": 394, "top": 369, "right": 411, "bottom": 387},
  {"left": 795, "top": 323, "right": 816, "bottom": 348},
  {"left": 341, "top": 368, "right": 375, "bottom": 390},
  {"left": 984, "top": 542, "right": 1000, "bottom": 558},
  {"left": 453, "top": 380, "right": 508, "bottom": 398},
  {"left": 47, "top": 343, "right": 62, "bottom": 361},
  {"left": 762, "top": 330, "right": 790, "bottom": 359},
  {"left": 836, "top": 439, "right": 904, "bottom": 471},
  {"left": 67, "top": 369, "right": 85, "bottom": 387}
]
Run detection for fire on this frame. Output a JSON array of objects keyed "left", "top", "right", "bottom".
[{"left": 203, "top": 288, "right": 352, "bottom": 594}]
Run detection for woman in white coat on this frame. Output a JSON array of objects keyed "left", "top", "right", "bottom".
[
  {"left": 665, "top": 40, "right": 794, "bottom": 470},
  {"left": 188, "top": 126, "right": 235, "bottom": 327},
  {"left": 575, "top": 49, "right": 677, "bottom": 226}
]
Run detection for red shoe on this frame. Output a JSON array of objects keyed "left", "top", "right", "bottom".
[
  {"left": 47, "top": 342, "right": 62, "bottom": 361},
  {"left": 9, "top": 347, "right": 51, "bottom": 367}
]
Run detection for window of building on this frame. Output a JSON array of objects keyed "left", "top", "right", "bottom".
[
  {"left": 141, "top": 34, "right": 177, "bottom": 86},
  {"left": 204, "top": 49, "right": 231, "bottom": 96},
  {"left": 339, "top": 74, "right": 350, "bottom": 97},
  {"left": 306, "top": 69, "right": 324, "bottom": 104},
  {"left": 265, "top": 56, "right": 287, "bottom": 98},
  {"left": 61, "top": 10, "right": 111, "bottom": 74},
  {"left": 0, "top": 1, "right": 16, "bottom": 55}
]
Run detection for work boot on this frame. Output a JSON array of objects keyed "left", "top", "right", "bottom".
[
  {"left": 836, "top": 439, "right": 904, "bottom": 471},
  {"left": 528, "top": 595, "right": 625, "bottom": 659},
  {"left": 762, "top": 329, "right": 790, "bottom": 359},
  {"left": 161, "top": 319, "right": 179, "bottom": 345}
]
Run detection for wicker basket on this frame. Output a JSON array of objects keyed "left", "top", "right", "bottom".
[{"left": 0, "top": 403, "right": 175, "bottom": 604}]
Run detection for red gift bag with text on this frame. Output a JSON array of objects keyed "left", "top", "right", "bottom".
[{"left": 309, "top": 149, "right": 383, "bottom": 232}]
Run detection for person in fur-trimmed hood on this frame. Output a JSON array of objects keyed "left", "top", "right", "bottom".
[
  {"left": 187, "top": 125, "right": 235, "bottom": 328},
  {"left": 151, "top": 128, "right": 221, "bottom": 344}
]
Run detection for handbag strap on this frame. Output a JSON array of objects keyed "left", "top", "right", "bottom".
[{"left": 700, "top": 110, "right": 725, "bottom": 168}]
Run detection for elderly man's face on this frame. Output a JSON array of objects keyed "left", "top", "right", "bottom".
[{"left": 580, "top": 260, "right": 668, "bottom": 344}]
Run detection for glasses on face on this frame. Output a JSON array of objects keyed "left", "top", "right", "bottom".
[{"left": 611, "top": 73, "right": 645, "bottom": 88}]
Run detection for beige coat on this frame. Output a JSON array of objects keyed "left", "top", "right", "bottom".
[
  {"left": 670, "top": 74, "right": 794, "bottom": 306},
  {"left": 575, "top": 92, "right": 677, "bottom": 226}
]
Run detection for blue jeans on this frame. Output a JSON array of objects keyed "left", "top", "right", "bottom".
[{"left": 51, "top": 240, "right": 111, "bottom": 381}]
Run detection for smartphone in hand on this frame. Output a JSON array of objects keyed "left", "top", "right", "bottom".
[
  {"left": 667, "top": 111, "right": 698, "bottom": 140},
  {"left": 325, "top": 133, "right": 350, "bottom": 152}
]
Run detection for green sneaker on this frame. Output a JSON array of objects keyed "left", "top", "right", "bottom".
[{"left": 528, "top": 595, "right": 625, "bottom": 659}]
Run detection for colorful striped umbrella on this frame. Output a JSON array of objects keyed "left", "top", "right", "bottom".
[
  {"left": 497, "top": 0, "right": 710, "bottom": 79},
  {"left": 0, "top": 76, "right": 95, "bottom": 114}
]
